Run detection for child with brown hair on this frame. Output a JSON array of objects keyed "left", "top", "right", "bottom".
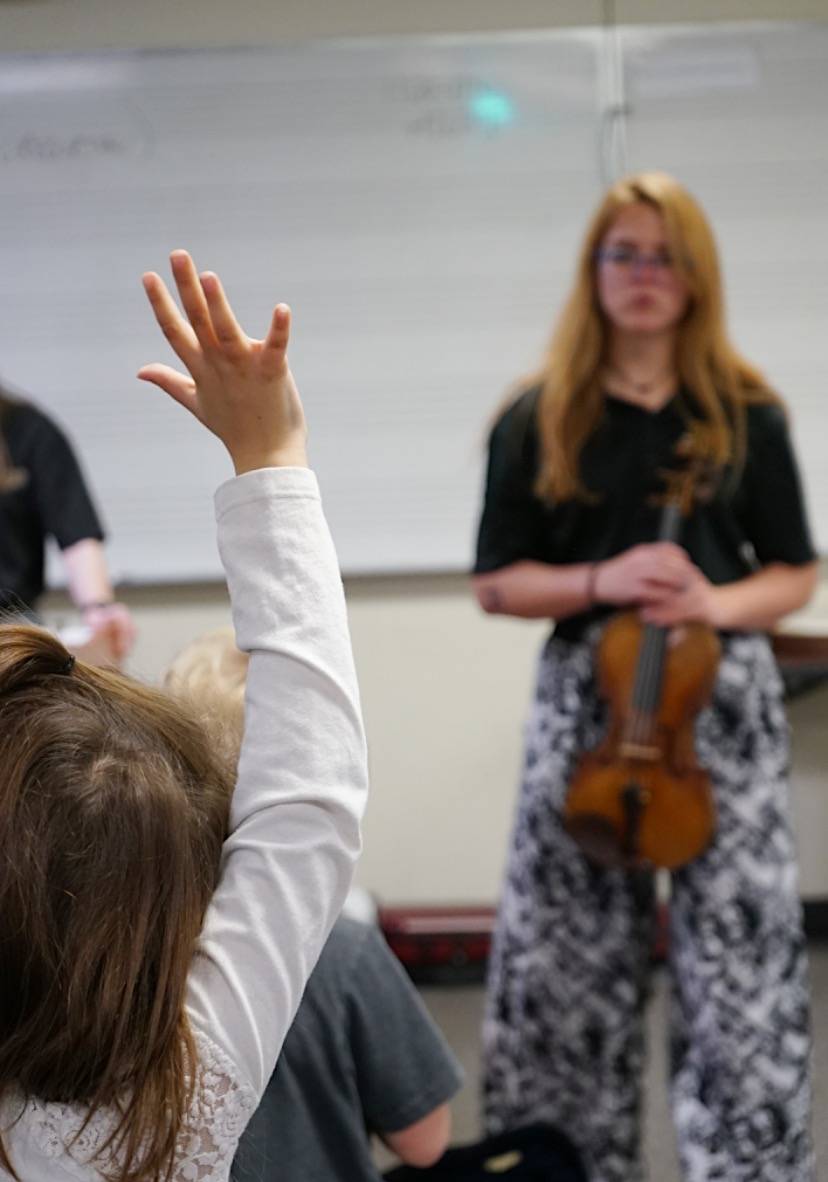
[{"left": 0, "top": 250, "right": 368, "bottom": 1181}]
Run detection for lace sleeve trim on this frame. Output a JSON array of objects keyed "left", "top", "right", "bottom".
[{"left": 2, "top": 1028, "right": 258, "bottom": 1181}]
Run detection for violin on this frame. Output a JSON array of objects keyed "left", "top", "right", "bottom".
[{"left": 563, "top": 429, "right": 721, "bottom": 871}]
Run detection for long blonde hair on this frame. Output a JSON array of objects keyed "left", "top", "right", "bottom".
[
  {"left": 534, "top": 171, "right": 774, "bottom": 501},
  {"left": 0, "top": 625, "right": 232, "bottom": 1181}
]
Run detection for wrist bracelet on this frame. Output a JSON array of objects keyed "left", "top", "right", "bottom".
[
  {"left": 585, "top": 562, "right": 601, "bottom": 607},
  {"left": 78, "top": 601, "right": 115, "bottom": 614}
]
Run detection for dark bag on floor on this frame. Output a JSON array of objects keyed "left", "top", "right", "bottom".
[{"left": 382, "top": 1122, "right": 587, "bottom": 1181}]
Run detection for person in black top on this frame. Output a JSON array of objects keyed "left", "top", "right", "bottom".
[
  {"left": 472, "top": 173, "right": 817, "bottom": 1182},
  {"left": 0, "top": 385, "right": 135, "bottom": 663}
]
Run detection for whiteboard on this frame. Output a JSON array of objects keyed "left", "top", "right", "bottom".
[
  {"left": 2, "top": 23, "right": 826, "bottom": 583},
  {"left": 0, "top": 32, "right": 605, "bottom": 581},
  {"left": 621, "top": 22, "right": 828, "bottom": 554}
]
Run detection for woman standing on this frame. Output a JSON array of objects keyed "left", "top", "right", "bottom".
[{"left": 473, "top": 172, "right": 817, "bottom": 1182}]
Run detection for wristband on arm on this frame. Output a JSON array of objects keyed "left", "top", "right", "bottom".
[{"left": 585, "top": 562, "right": 602, "bottom": 607}]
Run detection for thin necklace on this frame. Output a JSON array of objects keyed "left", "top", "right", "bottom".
[{"left": 605, "top": 363, "right": 676, "bottom": 395}]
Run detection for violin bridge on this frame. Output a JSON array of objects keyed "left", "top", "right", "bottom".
[{"left": 619, "top": 741, "right": 660, "bottom": 762}]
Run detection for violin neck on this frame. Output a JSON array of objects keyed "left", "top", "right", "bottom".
[
  {"left": 625, "top": 499, "right": 683, "bottom": 740},
  {"left": 658, "top": 501, "right": 682, "bottom": 544}
]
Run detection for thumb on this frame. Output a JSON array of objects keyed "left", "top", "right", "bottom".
[{"left": 138, "top": 364, "right": 200, "bottom": 417}]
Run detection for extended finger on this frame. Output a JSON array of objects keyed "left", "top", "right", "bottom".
[
  {"left": 640, "top": 608, "right": 675, "bottom": 626},
  {"left": 652, "top": 545, "right": 694, "bottom": 568},
  {"left": 137, "top": 363, "right": 200, "bottom": 416},
  {"left": 644, "top": 567, "right": 688, "bottom": 591},
  {"left": 94, "top": 618, "right": 126, "bottom": 662},
  {"left": 114, "top": 619, "right": 137, "bottom": 659},
  {"left": 111, "top": 621, "right": 133, "bottom": 661},
  {"left": 142, "top": 272, "right": 201, "bottom": 369},
  {"left": 97, "top": 611, "right": 136, "bottom": 662},
  {"left": 199, "top": 271, "right": 248, "bottom": 354},
  {"left": 649, "top": 541, "right": 693, "bottom": 560},
  {"left": 170, "top": 250, "right": 219, "bottom": 353},
  {"left": 261, "top": 303, "right": 291, "bottom": 373},
  {"left": 640, "top": 599, "right": 685, "bottom": 625},
  {"left": 639, "top": 581, "right": 678, "bottom": 604}
]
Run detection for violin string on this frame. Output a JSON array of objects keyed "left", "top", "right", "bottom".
[
  {"left": 638, "top": 626, "right": 652, "bottom": 743},
  {"left": 632, "top": 626, "right": 650, "bottom": 745},
  {"left": 632, "top": 635, "right": 644, "bottom": 744},
  {"left": 635, "top": 626, "right": 652, "bottom": 744},
  {"left": 642, "top": 626, "right": 656, "bottom": 742},
  {"left": 629, "top": 638, "right": 641, "bottom": 745},
  {"left": 638, "top": 623, "right": 664, "bottom": 744}
]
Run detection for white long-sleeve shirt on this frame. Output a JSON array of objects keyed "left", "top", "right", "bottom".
[{"left": 1, "top": 468, "right": 368, "bottom": 1180}]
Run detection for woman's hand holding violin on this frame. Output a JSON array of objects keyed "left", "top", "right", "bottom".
[
  {"left": 639, "top": 563, "right": 720, "bottom": 627},
  {"left": 593, "top": 543, "right": 720, "bottom": 627}
]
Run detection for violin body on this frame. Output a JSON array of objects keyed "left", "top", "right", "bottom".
[{"left": 564, "top": 612, "right": 721, "bottom": 870}]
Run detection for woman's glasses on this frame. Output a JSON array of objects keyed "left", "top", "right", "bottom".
[{"left": 595, "top": 245, "right": 676, "bottom": 274}]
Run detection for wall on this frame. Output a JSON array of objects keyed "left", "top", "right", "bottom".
[{"left": 3, "top": 0, "right": 828, "bottom": 52}]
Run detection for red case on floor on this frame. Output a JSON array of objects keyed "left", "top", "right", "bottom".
[
  {"left": 378, "top": 901, "right": 670, "bottom": 983},
  {"left": 378, "top": 905, "right": 494, "bottom": 982}
]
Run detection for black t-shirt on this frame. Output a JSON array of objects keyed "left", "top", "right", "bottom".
[
  {"left": 0, "top": 399, "right": 105, "bottom": 613},
  {"left": 474, "top": 385, "right": 816, "bottom": 640}
]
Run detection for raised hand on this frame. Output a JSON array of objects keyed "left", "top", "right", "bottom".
[{"left": 138, "top": 251, "right": 307, "bottom": 475}]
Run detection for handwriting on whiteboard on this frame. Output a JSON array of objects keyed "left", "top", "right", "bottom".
[{"left": 2, "top": 132, "right": 129, "bottom": 163}]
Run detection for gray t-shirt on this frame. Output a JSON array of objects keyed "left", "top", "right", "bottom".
[{"left": 231, "top": 916, "right": 464, "bottom": 1182}]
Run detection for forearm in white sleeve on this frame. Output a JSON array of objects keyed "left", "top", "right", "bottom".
[{"left": 186, "top": 467, "right": 368, "bottom": 1096}]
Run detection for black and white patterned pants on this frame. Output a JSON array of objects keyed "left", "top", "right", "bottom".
[{"left": 482, "top": 630, "right": 814, "bottom": 1182}]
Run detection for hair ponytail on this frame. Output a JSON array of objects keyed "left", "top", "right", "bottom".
[{"left": 0, "top": 625, "right": 76, "bottom": 696}]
